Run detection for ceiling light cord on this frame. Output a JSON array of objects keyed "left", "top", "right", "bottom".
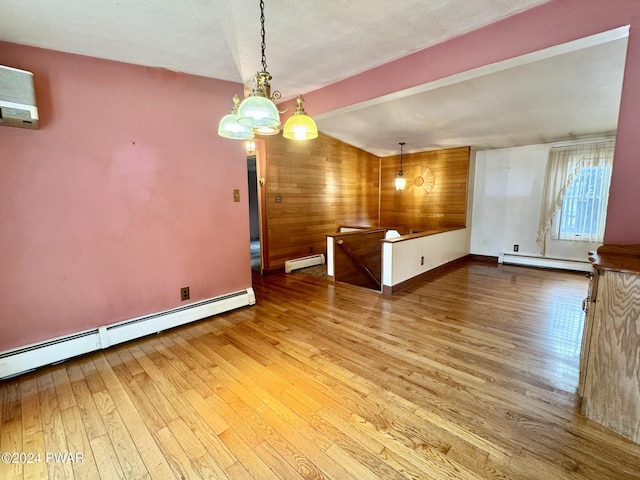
[{"left": 260, "top": 0, "right": 267, "bottom": 72}]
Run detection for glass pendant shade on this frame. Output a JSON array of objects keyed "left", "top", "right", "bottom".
[
  {"left": 218, "top": 95, "right": 254, "bottom": 140},
  {"left": 237, "top": 95, "right": 281, "bottom": 129},
  {"left": 283, "top": 95, "right": 318, "bottom": 140}
]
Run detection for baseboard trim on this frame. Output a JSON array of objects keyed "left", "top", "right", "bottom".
[
  {"left": 499, "top": 253, "right": 591, "bottom": 272},
  {"left": 468, "top": 254, "right": 499, "bottom": 264},
  {"left": 0, "top": 288, "right": 256, "bottom": 379}
]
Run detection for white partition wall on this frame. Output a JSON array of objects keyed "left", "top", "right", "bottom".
[{"left": 381, "top": 228, "right": 471, "bottom": 293}]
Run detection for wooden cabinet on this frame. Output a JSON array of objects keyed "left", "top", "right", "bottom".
[{"left": 579, "top": 245, "right": 640, "bottom": 444}]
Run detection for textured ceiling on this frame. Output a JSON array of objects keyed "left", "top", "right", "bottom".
[
  {"left": 0, "top": 0, "right": 628, "bottom": 155},
  {"left": 0, "top": 0, "right": 549, "bottom": 95}
]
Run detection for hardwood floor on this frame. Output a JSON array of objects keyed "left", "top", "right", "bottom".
[{"left": 2, "top": 261, "right": 640, "bottom": 479}]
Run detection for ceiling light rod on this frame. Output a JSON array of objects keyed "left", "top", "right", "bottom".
[
  {"left": 258, "top": 0, "right": 277, "bottom": 98},
  {"left": 252, "top": 0, "right": 280, "bottom": 102},
  {"left": 395, "top": 142, "right": 406, "bottom": 191},
  {"left": 218, "top": 0, "right": 317, "bottom": 141},
  {"left": 235, "top": 0, "right": 281, "bottom": 135}
]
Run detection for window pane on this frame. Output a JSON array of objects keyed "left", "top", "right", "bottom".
[{"left": 558, "top": 166, "right": 607, "bottom": 239}]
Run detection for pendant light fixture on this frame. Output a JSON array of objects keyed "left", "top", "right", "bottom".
[
  {"left": 283, "top": 95, "right": 318, "bottom": 140},
  {"left": 218, "top": 95, "right": 255, "bottom": 139},
  {"left": 217, "top": 0, "right": 317, "bottom": 141},
  {"left": 395, "top": 142, "right": 407, "bottom": 191}
]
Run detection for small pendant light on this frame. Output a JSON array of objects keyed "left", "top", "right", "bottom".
[
  {"left": 395, "top": 142, "right": 407, "bottom": 191},
  {"left": 218, "top": 95, "right": 255, "bottom": 140},
  {"left": 283, "top": 95, "right": 318, "bottom": 140}
]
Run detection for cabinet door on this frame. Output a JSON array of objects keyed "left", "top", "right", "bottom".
[
  {"left": 578, "top": 270, "right": 598, "bottom": 397},
  {"left": 582, "top": 270, "right": 640, "bottom": 443}
]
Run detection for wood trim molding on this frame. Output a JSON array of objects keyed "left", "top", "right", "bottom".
[
  {"left": 381, "top": 226, "right": 464, "bottom": 244},
  {"left": 262, "top": 266, "right": 286, "bottom": 276},
  {"left": 468, "top": 254, "right": 499, "bottom": 264}
]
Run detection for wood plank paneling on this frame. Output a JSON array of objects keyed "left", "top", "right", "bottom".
[
  {"left": 264, "top": 133, "right": 379, "bottom": 272},
  {"left": 262, "top": 137, "right": 469, "bottom": 271},
  {"left": 380, "top": 146, "right": 470, "bottom": 233}
]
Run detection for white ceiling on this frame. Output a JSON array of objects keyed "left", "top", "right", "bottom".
[
  {"left": 317, "top": 32, "right": 628, "bottom": 156},
  {"left": 0, "top": 0, "right": 628, "bottom": 156}
]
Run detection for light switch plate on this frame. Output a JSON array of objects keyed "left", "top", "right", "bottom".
[{"left": 233, "top": 189, "right": 240, "bottom": 202}]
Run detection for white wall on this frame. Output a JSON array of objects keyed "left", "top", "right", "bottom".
[
  {"left": 382, "top": 228, "right": 471, "bottom": 287},
  {"left": 471, "top": 143, "right": 602, "bottom": 261}
]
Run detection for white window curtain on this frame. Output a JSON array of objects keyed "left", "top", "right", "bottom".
[{"left": 536, "top": 139, "right": 615, "bottom": 256}]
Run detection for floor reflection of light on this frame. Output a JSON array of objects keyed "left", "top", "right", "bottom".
[
  {"left": 533, "top": 276, "right": 588, "bottom": 390},
  {"left": 543, "top": 301, "right": 584, "bottom": 357}
]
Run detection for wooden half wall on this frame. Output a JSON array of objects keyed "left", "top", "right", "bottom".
[
  {"left": 380, "top": 146, "right": 470, "bottom": 234},
  {"left": 263, "top": 133, "right": 379, "bottom": 272},
  {"left": 330, "top": 229, "right": 387, "bottom": 290}
]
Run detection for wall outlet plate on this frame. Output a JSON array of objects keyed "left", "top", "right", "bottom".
[
  {"left": 180, "top": 286, "right": 190, "bottom": 301},
  {"left": 514, "top": 244, "right": 519, "bottom": 252}
]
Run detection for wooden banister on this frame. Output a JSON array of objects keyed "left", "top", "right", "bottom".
[{"left": 336, "top": 239, "right": 381, "bottom": 289}]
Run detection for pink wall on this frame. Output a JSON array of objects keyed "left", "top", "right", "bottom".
[
  {"left": 304, "top": 0, "right": 640, "bottom": 245},
  {"left": 0, "top": 43, "right": 252, "bottom": 351}
]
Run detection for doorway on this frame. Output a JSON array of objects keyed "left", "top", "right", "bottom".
[{"left": 247, "top": 155, "right": 261, "bottom": 272}]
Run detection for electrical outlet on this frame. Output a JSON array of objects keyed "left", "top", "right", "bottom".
[
  {"left": 513, "top": 244, "right": 519, "bottom": 252},
  {"left": 421, "top": 256, "right": 424, "bottom": 265},
  {"left": 180, "top": 286, "right": 190, "bottom": 301},
  {"left": 275, "top": 194, "right": 282, "bottom": 203}
]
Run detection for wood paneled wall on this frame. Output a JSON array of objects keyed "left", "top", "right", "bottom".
[
  {"left": 380, "top": 146, "right": 470, "bottom": 234},
  {"left": 263, "top": 133, "right": 379, "bottom": 272}
]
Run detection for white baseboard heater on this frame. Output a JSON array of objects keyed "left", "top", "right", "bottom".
[
  {"left": 499, "top": 253, "right": 591, "bottom": 272},
  {"left": 0, "top": 288, "right": 255, "bottom": 380},
  {"left": 284, "top": 254, "right": 325, "bottom": 273}
]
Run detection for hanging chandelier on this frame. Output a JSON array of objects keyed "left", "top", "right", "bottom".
[
  {"left": 395, "top": 142, "right": 406, "bottom": 191},
  {"left": 218, "top": 0, "right": 317, "bottom": 141}
]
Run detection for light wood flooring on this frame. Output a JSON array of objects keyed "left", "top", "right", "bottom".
[{"left": 2, "top": 261, "right": 640, "bottom": 479}]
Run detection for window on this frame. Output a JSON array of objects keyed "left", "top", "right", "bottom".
[
  {"left": 537, "top": 140, "right": 614, "bottom": 255},
  {"left": 555, "top": 163, "right": 612, "bottom": 241}
]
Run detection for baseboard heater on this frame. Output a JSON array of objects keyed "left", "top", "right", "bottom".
[
  {"left": 0, "top": 288, "right": 255, "bottom": 380},
  {"left": 499, "top": 253, "right": 591, "bottom": 272},
  {"left": 285, "top": 254, "right": 325, "bottom": 273}
]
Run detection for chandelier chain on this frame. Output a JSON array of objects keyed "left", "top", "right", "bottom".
[{"left": 260, "top": 0, "right": 267, "bottom": 72}]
